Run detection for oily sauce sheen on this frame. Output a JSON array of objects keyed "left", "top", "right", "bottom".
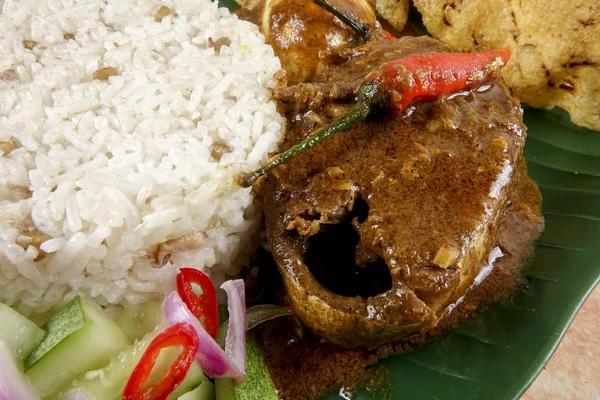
[
  {"left": 259, "top": 165, "right": 543, "bottom": 400},
  {"left": 234, "top": 8, "right": 544, "bottom": 398},
  {"left": 256, "top": 0, "right": 377, "bottom": 84},
  {"left": 264, "top": 37, "right": 539, "bottom": 349}
]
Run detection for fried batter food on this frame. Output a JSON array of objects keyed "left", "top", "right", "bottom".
[
  {"left": 412, "top": 0, "right": 600, "bottom": 131},
  {"left": 375, "top": 0, "right": 410, "bottom": 32}
]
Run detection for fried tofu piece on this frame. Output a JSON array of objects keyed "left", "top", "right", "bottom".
[
  {"left": 413, "top": 0, "right": 600, "bottom": 131},
  {"left": 375, "top": 0, "right": 410, "bottom": 32}
]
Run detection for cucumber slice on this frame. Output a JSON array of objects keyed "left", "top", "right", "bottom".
[
  {"left": 214, "top": 320, "right": 235, "bottom": 400},
  {"left": 214, "top": 328, "right": 278, "bottom": 400},
  {"left": 24, "top": 296, "right": 129, "bottom": 399},
  {"left": 170, "top": 363, "right": 205, "bottom": 400},
  {"left": 179, "top": 380, "right": 215, "bottom": 400},
  {"left": 68, "top": 329, "right": 205, "bottom": 400},
  {"left": 0, "top": 303, "right": 45, "bottom": 362},
  {"left": 215, "top": 378, "right": 235, "bottom": 400},
  {"left": 234, "top": 332, "right": 277, "bottom": 400},
  {"left": 0, "top": 341, "right": 40, "bottom": 400}
]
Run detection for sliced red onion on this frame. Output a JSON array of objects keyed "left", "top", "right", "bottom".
[
  {"left": 55, "top": 388, "right": 96, "bottom": 400},
  {"left": 220, "top": 279, "right": 246, "bottom": 374},
  {"left": 163, "top": 292, "right": 247, "bottom": 382},
  {"left": 0, "top": 341, "right": 40, "bottom": 400}
]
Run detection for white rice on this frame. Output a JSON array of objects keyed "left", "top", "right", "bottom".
[{"left": 0, "top": 0, "right": 284, "bottom": 316}]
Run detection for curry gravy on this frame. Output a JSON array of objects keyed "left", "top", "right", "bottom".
[
  {"left": 233, "top": 12, "right": 544, "bottom": 398},
  {"left": 258, "top": 163, "right": 543, "bottom": 400},
  {"left": 264, "top": 36, "right": 532, "bottom": 348}
]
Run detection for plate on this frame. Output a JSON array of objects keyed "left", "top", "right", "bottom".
[{"left": 217, "top": 2, "right": 600, "bottom": 399}]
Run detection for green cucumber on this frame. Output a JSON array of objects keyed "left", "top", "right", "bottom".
[
  {"left": 0, "top": 303, "right": 45, "bottom": 361},
  {"left": 147, "top": 346, "right": 205, "bottom": 400},
  {"left": 113, "top": 300, "right": 162, "bottom": 340},
  {"left": 214, "top": 319, "right": 235, "bottom": 400},
  {"left": 24, "top": 296, "right": 129, "bottom": 399},
  {"left": 68, "top": 329, "right": 205, "bottom": 400},
  {"left": 166, "top": 362, "right": 205, "bottom": 399},
  {"left": 215, "top": 322, "right": 277, "bottom": 400},
  {"left": 178, "top": 380, "right": 215, "bottom": 400},
  {"left": 215, "top": 378, "right": 235, "bottom": 400},
  {"left": 233, "top": 332, "right": 277, "bottom": 400}
]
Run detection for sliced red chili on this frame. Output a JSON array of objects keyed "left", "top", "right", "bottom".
[
  {"left": 176, "top": 268, "right": 219, "bottom": 338},
  {"left": 383, "top": 30, "right": 395, "bottom": 40},
  {"left": 123, "top": 322, "right": 198, "bottom": 400}
]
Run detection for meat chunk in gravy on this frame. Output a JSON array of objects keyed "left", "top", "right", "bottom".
[{"left": 264, "top": 36, "right": 538, "bottom": 347}]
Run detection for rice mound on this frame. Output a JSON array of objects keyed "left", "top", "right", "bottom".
[{"left": 0, "top": 0, "right": 284, "bottom": 315}]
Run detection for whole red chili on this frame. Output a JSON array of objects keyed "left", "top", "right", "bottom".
[
  {"left": 176, "top": 268, "right": 219, "bottom": 338},
  {"left": 370, "top": 48, "right": 511, "bottom": 115},
  {"left": 240, "top": 48, "right": 510, "bottom": 187},
  {"left": 123, "top": 322, "right": 199, "bottom": 400}
]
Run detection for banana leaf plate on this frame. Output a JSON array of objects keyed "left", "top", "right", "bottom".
[
  {"left": 218, "top": 2, "right": 600, "bottom": 399},
  {"left": 322, "top": 108, "right": 600, "bottom": 400}
]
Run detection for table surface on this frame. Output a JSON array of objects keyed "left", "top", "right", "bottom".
[{"left": 521, "top": 285, "right": 599, "bottom": 400}]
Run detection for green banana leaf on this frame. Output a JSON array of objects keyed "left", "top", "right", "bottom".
[
  {"left": 321, "top": 108, "right": 600, "bottom": 400},
  {"left": 217, "top": 2, "right": 599, "bottom": 399}
]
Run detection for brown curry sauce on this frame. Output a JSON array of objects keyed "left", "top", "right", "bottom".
[
  {"left": 256, "top": 50, "right": 543, "bottom": 399},
  {"left": 264, "top": 36, "right": 537, "bottom": 349},
  {"left": 256, "top": 164, "right": 542, "bottom": 400},
  {"left": 235, "top": 6, "right": 544, "bottom": 399}
]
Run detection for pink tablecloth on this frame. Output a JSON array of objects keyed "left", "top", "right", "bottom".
[{"left": 521, "top": 285, "right": 600, "bottom": 400}]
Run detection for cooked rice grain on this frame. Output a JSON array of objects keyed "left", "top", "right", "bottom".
[{"left": 0, "top": 0, "right": 284, "bottom": 315}]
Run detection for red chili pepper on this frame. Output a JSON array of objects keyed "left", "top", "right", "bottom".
[
  {"left": 176, "top": 268, "right": 219, "bottom": 338},
  {"left": 240, "top": 48, "right": 511, "bottom": 187},
  {"left": 123, "top": 322, "right": 198, "bottom": 400},
  {"left": 383, "top": 30, "right": 395, "bottom": 40},
  {"left": 369, "top": 48, "right": 511, "bottom": 114}
]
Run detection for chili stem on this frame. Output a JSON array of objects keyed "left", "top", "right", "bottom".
[
  {"left": 313, "top": 0, "right": 370, "bottom": 43},
  {"left": 240, "top": 81, "right": 385, "bottom": 188}
]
